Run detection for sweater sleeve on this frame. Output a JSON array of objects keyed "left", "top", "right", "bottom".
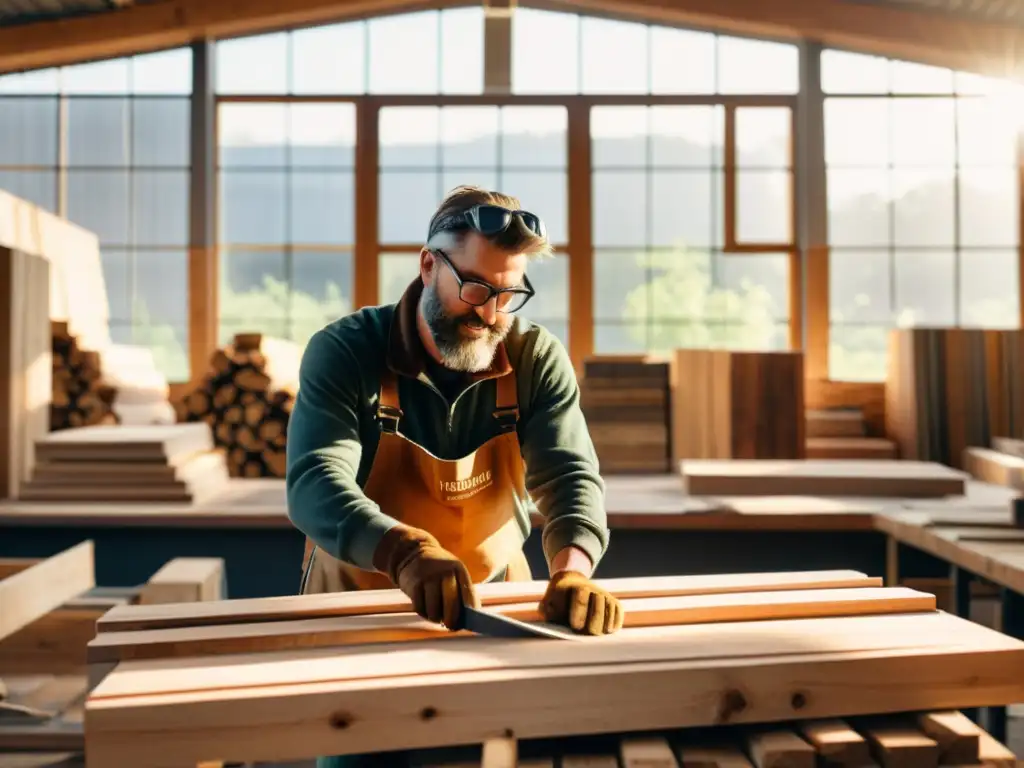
[
  {"left": 285, "top": 328, "right": 400, "bottom": 571},
  {"left": 517, "top": 329, "right": 610, "bottom": 572}
]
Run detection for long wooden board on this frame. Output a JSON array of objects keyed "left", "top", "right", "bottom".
[
  {"left": 0, "top": 541, "right": 95, "bottom": 643},
  {"left": 83, "top": 612, "right": 1024, "bottom": 766},
  {"left": 95, "top": 570, "right": 882, "bottom": 633},
  {"left": 680, "top": 460, "right": 966, "bottom": 497},
  {"left": 86, "top": 587, "right": 934, "bottom": 664}
]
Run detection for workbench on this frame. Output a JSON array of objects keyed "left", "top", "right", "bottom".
[{"left": 0, "top": 475, "right": 1015, "bottom": 598}]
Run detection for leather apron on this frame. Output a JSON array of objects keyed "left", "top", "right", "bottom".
[{"left": 300, "top": 357, "right": 533, "bottom": 594}]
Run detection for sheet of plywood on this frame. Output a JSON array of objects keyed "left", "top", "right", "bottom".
[
  {"left": 95, "top": 570, "right": 882, "bottom": 633},
  {"left": 0, "top": 247, "right": 51, "bottom": 501},
  {"left": 0, "top": 541, "right": 95, "bottom": 643},
  {"left": 87, "top": 587, "right": 934, "bottom": 664},
  {"left": 34, "top": 424, "right": 214, "bottom": 464},
  {"left": 83, "top": 613, "right": 1024, "bottom": 766},
  {"left": 680, "top": 460, "right": 966, "bottom": 497}
]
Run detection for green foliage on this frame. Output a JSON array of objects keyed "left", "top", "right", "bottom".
[{"left": 620, "top": 248, "right": 780, "bottom": 352}]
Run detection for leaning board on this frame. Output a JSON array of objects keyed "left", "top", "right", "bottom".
[
  {"left": 83, "top": 575, "right": 1024, "bottom": 766},
  {"left": 680, "top": 459, "right": 967, "bottom": 497}
]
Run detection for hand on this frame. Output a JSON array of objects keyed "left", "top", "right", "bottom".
[
  {"left": 374, "top": 526, "right": 479, "bottom": 630},
  {"left": 538, "top": 570, "right": 624, "bottom": 635}
]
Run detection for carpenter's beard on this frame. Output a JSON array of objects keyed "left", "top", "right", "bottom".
[{"left": 420, "top": 282, "right": 510, "bottom": 372}]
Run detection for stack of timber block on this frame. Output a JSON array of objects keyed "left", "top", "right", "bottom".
[
  {"left": 805, "top": 407, "right": 898, "bottom": 459},
  {"left": 0, "top": 235, "right": 51, "bottom": 501},
  {"left": 0, "top": 542, "right": 224, "bottom": 762},
  {"left": 18, "top": 422, "right": 229, "bottom": 502},
  {"left": 175, "top": 333, "right": 300, "bottom": 478},
  {"left": 579, "top": 355, "right": 671, "bottom": 473},
  {"left": 82, "top": 569, "right": 1024, "bottom": 766},
  {"left": 670, "top": 349, "right": 805, "bottom": 465},
  {"left": 886, "top": 327, "right": 1024, "bottom": 470},
  {"left": 50, "top": 320, "right": 119, "bottom": 430}
]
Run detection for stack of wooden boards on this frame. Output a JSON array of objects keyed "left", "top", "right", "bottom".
[
  {"left": 963, "top": 436, "right": 1024, "bottom": 491},
  {"left": 174, "top": 333, "right": 299, "bottom": 478},
  {"left": 886, "top": 327, "right": 1024, "bottom": 470},
  {"left": 17, "top": 423, "right": 229, "bottom": 502},
  {"left": 579, "top": 356, "right": 671, "bottom": 473},
  {"left": 83, "top": 570, "right": 1024, "bottom": 766},
  {"left": 805, "top": 407, "right": 898, "bottom": 460},
  {"left": 670, "top": 349, "right": 805, "bottom": 463},
  {"left": 410, "top": 712, "right": 1017, "bottom": 767}
]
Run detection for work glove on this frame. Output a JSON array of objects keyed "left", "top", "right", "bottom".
[
  {"left": 538, "top": 570, "right": 625, "bottom": 636},
  {"left": 373, "top": 525, "right": 479, "bottom": 630}
]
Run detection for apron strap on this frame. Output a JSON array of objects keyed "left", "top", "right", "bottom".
[
  {"left": 492, "top": 370, "right": 519, "bottom": 433},
  {"left": 376, "top": 367, "right": 403, "bottom": 434}
]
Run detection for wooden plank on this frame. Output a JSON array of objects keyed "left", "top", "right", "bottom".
[
  {"left": 746, "top": 729, "right": 816, "bottom": 768},
  {"left": 619, "top": 736, "right": 676, "bottom": 768},
  {"left": 680, "top": 460, "right": 966, "bottom": 497},
  {"left": 94, "top": 570, "right": 881, "bottom": 633},
  {"left": 480, "top": 736, "right": 516, "bottom": 768},
  {"left": 86, "top": 587, "right": 935, "bottom": 664},
  {"left": 915, "top": 711, "right": 980, "bottom": 765},
  {"left": 797, "top": 720, "right": 871, "bottom": 767},
  {"left": 0, "top": 542, "right": 95, "bottom": 643},
  {"left": 676, "top": 743, "right": 753, "bottom": 768},
  {"left": 137, "top": 558, "right": 224, "bottom": 605},
  {"left": 858, "top": 722, "right": 939, "bottom": 768},
  {"left": 82, "top": 613, "right": 1024, "bottom": 766}
]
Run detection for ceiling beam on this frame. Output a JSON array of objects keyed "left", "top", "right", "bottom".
[{"left": 1, "top": 0, "right": 1023, "bottom": 79}]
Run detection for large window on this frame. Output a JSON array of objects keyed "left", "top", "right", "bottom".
[
  {"left": 823, "top": 50, "right": 1022, "bottom": 381},
  {"left": 0, "top": 50, "right": 193, "bottom": 381}
]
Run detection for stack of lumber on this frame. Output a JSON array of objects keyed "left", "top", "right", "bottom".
[
  {"left": 0, "top": 240, "right": 51, "bottom": 500},
  {"left": 671, "top": 349, "right": 805, "bottom": 464},
  {"left": 0, "top": 544, "right": 225, "bottom": 763},
  {"left": 50, "top": 320, "right": 119, "bottom": 431},
  {"left": 679, "top": 458, "right": 966, "bottom": 497},
  {"left": 805, "top": 407, "right": 898, "bottom": 459},
  {"left": 885, "top": 327, "right": 1024, "bottom": 470},
  {"left": 82, "top": 570, "right": 1024, "bottom": 766},
  {"left": 410, "top": 712, "right": 1017, "bottom": 767},
  {"left": 580, "top": 356, "right": 671, "bottom": 473},
  {"left": 175, "top": 333, "right": 299, "bottom": 479},
  {"left": 17, "top": 423, "right": 229, "bottom": 502}
]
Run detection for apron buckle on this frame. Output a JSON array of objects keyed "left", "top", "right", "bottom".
[
  {"left": 492, "top": 406, "right": 519, "bottom": 432},
  {"left": 377, "top": 404, "right": 403, "bottom": 433}
]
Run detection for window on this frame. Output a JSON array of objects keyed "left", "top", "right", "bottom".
[
  {"left": 591, "top": 105, "right": 790, "bottom": 353},
  {"left": 215, "top": 8, "right": 484, "bottom": 95},
  {"left": 512, "top": 10, "right": 798, "bottom": 95},
  {"left": 217, "top": 102, "right": 356, "bottom": 345},
  {"left": 0, "top": 49, "right": 193, "bottom": 382},
  {"left": 824, "top": 50, "right": 1022, "bottom": 381}
]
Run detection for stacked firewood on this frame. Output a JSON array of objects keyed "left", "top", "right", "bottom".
[
  {"left": 51, "top": 321, "right": 120, "bottom": 431},
  {"left": 175, "top": 333, "right": 299, "bottom": 479}
]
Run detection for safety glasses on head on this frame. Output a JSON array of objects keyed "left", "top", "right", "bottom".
[{"left": 429, "top": 203, "right": 547, "bottom": 241}]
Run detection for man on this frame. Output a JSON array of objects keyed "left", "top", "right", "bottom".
[{"left": 286, "top": 185, "right": 624, "bottom": 639}]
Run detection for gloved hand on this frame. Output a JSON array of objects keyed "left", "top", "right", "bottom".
[
  {"left": 538, "top": 570, "right": 624, "bottom": 635},
  {"left": 373, "top": 525, "right": 478, "bottom": 630}
]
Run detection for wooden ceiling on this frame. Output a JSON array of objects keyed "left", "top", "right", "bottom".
[{"left": 0, "top": 0, "right": 1023, "bottom": 79}]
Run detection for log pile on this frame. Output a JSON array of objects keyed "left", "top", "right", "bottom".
[
  {"left": 579, "top": 356, "right": 671, "bottom": 473},
  {"left": 50, "top": 321, "right": 119, "bottom": 431},
  {"left": 175, "top": 333, "right": 300, "bottom": 479}
]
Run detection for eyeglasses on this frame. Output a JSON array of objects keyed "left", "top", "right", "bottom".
[
  {"left": 429, "top": 204, "right": 547, "bottom": 241},
  {"left": 432, "top": 249, "right": 535, "bottom": 313}
]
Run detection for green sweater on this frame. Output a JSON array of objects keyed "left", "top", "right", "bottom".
[{"left": 285, "top": 282, "right": 610, "bottom": 576}]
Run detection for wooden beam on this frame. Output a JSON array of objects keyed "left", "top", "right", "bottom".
[{"left": 3, "top": 0, "right": 1024, "bottom": 79}]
